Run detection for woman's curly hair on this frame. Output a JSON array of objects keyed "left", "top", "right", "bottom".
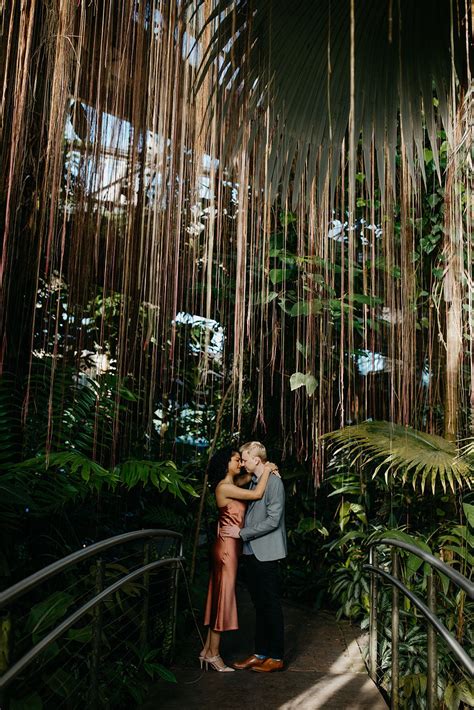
[{"left": 207, "top": 447, "right": 239, "bottom": 489}]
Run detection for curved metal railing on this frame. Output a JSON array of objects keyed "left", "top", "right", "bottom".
[
  {"left": 365, "top": 537, "right": 474, "bottom": 710},
  {"left": 0, "top": 529, "right": 184, "bottom": 706},
  {"left": 0, "top": 528, "right": 181, "bottom": 608}
]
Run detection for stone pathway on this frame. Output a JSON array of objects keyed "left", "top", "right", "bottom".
[{"left": 143, "top": 586, "right": 387, "bottom": 710}]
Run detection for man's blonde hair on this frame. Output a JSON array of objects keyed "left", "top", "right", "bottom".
[{"left": 240, "top": 441, "right": 267, "bottom": 462}]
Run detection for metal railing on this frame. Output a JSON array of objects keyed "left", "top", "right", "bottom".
[
  {"left": 365, "top": 538, "right": 474, "bottom": 710},
  {"left": 0, "top": 529, "right": 183, "bottom": 707}
]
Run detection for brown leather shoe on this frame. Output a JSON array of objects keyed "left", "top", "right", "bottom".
[
  {"left": 232, "top": 654, "right": 266, "bottom": 670},
  {"left": 251, "top": 658, "right": 284, "bottom": 673}
]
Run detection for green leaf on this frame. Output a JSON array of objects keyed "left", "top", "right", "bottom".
[
  {"left": 296, "top": 340, "right": 307, "bottom": 356},
  {"left": 180, "top": 481, "right": 199, "bottom": 497},
  {"left": 119, "top": 387, "right": 139, "bottom": 402},
  {"left": 153, "top": 662, "right": 177, "bottom": 683},
  {"left": 269, "top": 247, "right": 282, "bottom": 257},
  {"left": 296, "top": 517, "right": 329, "bottom": 536},
  {"left": 328, "top": 530, "right": 364, "bottom": 549},
  {"left": 370, "top": 529, "right": 432, "bottom": 580},
  {"left": 348, "top": 293, "right": 383, "bottom": 306},
  {"left": 290, "top": 299, "right": 323, "bottom": 316},
  {"left": 457, "top": 681, "right": 474, "bottom": 707},
  {"left": 269, "top": 269, "right": 286, "bottom": 284},
  {"left": 437, "top": 572, "right": 450, "bottom": 596},
  {"left": 27, "top": 592, "right": 74, "bottom": 638},
  {"left": 423, "top": 148, "right": 433, "bottom": 163},
  {"left": 279, "top": 211, "right": 297, "bottom": 226},
  {"left": 290, "top": 372, "right": 317, "bottom": 397},
  {"left": 463, "top": 502, "right": 474, "bottom": 528},
  {"left": 67, "top": 626, "right": 93, "bottom": 643},
  {"left": 290, "top": 372, "right": 307, "bottom": 391},
  {"left": 444, "top": 682, "right": 454, "bottom": 708},
  {"left": 303, "top": 375, "right": 317, "bottom": 397}
]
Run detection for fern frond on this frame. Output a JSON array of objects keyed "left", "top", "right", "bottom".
[{"left": 322, "top": 422, "right": 473, "bottom": 494}]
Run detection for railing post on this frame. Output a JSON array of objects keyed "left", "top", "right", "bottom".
[
  {"left": 140, "top": 542, "right": 151, "bottom": 651},
  {"left": 0, "top": 612, "right": 11, "bottom": 709},
  {"left": 427, "top": 573, "right": 438, "bottom": 709},
  {"left": 369, "top": 546, "right": 378, "bottom": 682},
  {"left": 391, "top": 548, "right": 399, "bottom": 710},
  {"left": 169, "top": 541, "right": 182, "bottom": 661},
  {"left": 90, "top": 558, "right": 104, "bottom": 710}
]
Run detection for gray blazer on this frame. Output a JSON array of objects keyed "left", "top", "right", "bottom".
[{"left": 240, "top": 474, "right": 287, "bottom": 561}]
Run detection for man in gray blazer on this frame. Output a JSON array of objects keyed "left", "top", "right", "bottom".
[{"left": 221, "top": 441, "right": 287, "bottom": 672}]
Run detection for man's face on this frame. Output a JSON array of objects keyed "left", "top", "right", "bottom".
[{"left": 241, "top": 450, "right": 259, "bottom": 473}]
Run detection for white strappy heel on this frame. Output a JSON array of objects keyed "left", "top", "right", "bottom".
[{"left": 202, "top": 654, "right": 235, "bottom": 672}]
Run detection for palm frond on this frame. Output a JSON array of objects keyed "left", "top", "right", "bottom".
[
  {"left": 459, "top": 438, "right": 474, "bottom": 460},
  {"left": 16, "top": 452, "right": 114, "bottom": 488},
  {"left": 322, "top": 421, "right": 473, "bottom": 494},
  {"left": 116, "top": 460, "right": 198, "bottom": 501},
  {"left": 191, "top": 0, "right": 468, "bottom": 202}
]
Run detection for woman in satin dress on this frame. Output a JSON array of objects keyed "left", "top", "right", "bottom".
[{"left": 199, "top": 447, "right": 275, "bottom": 672}]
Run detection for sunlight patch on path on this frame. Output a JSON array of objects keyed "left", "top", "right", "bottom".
[
  {"left": 279, "top": 640, "right": 384, "bottom": 710},
  {"left": 279, "top": 674, "right": 382, "bottom": 710}
]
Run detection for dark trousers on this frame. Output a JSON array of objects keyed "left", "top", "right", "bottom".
[{"left": 244, "top": 554, "right": 284, "bottom": 659}]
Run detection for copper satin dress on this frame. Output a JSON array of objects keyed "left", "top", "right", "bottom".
[{"left": 204, "top": 499, "right": 246, "bottom": 631}]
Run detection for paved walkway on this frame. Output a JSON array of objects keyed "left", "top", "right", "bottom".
[{"left": 143, "top": 587, "right": 387, "bottom": 710}]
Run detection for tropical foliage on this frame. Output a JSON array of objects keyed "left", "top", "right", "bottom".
[
  {"left": 1, "top": 1, "right": 473, "bottom": 709},
  {"left": 322, "top": 421, "right": 473, "bottom": 493}
]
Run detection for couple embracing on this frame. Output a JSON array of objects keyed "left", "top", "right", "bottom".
[{"left": 200, "top": 441, "right": 286, "bottom": 673}]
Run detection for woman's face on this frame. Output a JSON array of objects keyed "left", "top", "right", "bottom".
[{"left": 227, "top": 452, "right": 242, "bottom": 476}]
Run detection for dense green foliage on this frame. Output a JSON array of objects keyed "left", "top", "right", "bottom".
[
  {"left": 0, "top": 361, "right": 198, "bottom": 708},
  {"left": 1, "top": 131, "right": 473, "bottom": 710},
  {"left": 280, "top": 433, "right": 473, "bottom": 710}
]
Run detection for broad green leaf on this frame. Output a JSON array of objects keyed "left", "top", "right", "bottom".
[
  {"left": 290, "top": 372, "right": 317, "bottom": 397},
  {"left": 27, "top": 592, "right": 74, "bottom": 637},
  {"left": 119, "top": 387, "right": 139, "bottom": 402},
  {"left": 423, "top": 148, "right": 433, "bottom": 163},
  {"left": 67, "top": 627, "right": 93, "bottom": 643},
  {"left": 290, "top": 299, "right": 323, "bottom": 316},
  {"left": 328, "top": 530, "right": 364, "bottom": 549},
  {"left": 457, "top": 681, "right": 474, "bottom": 707},
  {"left": 296, "top": 517, "right": 328, "bottom": 536},
  {"left": 296, "top": 340, "right": 307, "bottom": 356},
  {"left": 463, "top": 502, "right": 474, "bottom": 528},
  {"left": 290, "top": 372, "right": 307, "bottom": 391},
  {"left": 437, "top": 572, "right": 450, "bottom": 596},
  {"left": 269, "top": 269, "right": 286, "bottom": 284},
  {"left": 348, "top": 293, "right": 383, "bottom": 306},
  {"left": 155, "top": 662, "right": 177, "bottom": 683},
  {"left": 304, "top": 375, "right": 317, "bottom": 396}
]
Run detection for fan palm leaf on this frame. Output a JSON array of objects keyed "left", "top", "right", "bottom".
[
  {"left": 458, "top": 437, "right": 474, "bottom": 460},
  {"left": 322, "top": 421, "right": 473, "bottom": 494},
  {"left": 190, "top": 0, "right": 468, "bottom": 203}
]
